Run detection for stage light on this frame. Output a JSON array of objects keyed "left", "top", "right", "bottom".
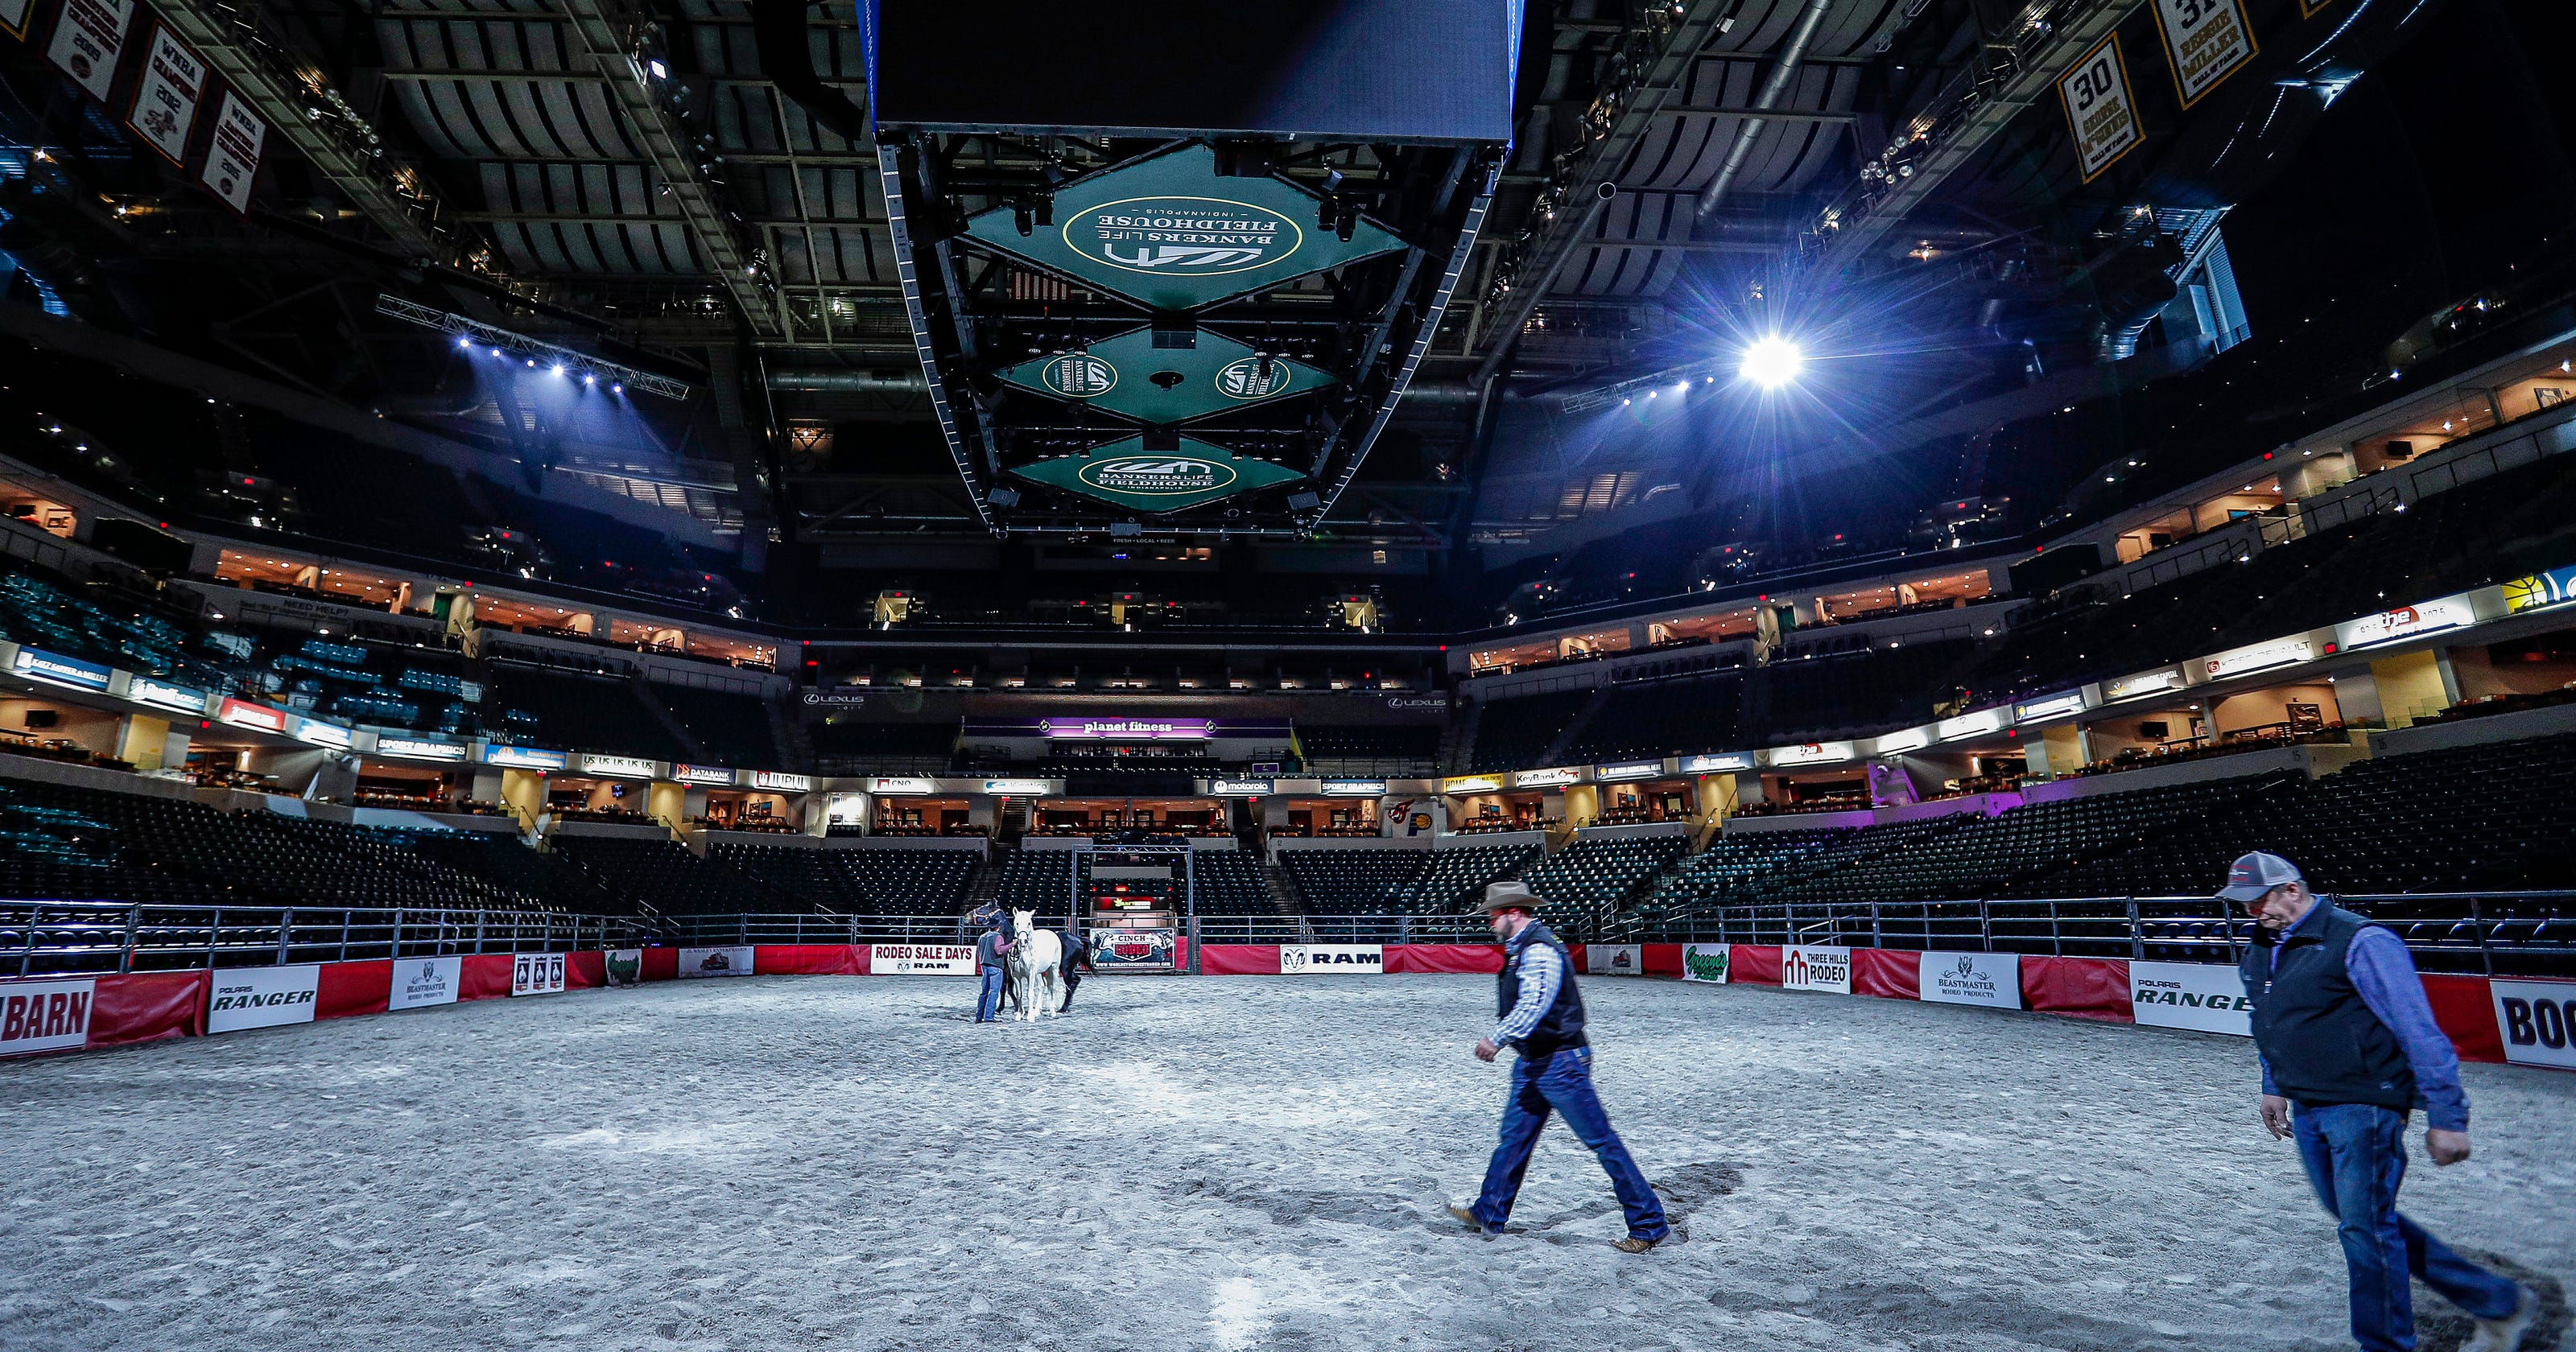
[
  {"left": 612, "top": 383, "right": 625, "bottom": 394},
  {"left": 584, "top": 373, "right": 597, "bottom": 386},
  {"left": 489, "top": 348, "right": 503, "bottom": 357},
  {"left": 551, "top": 364, "right": 565, "bottom": 377},
  {"left": 1674, "top": 381, "right": 1690, "bottom": 394},
  {"left": 1740, "top": 336, "right": 1805, "bottom": 388},
  {"left": 456, "top": 335, "right": 472, "bottom": 348}
]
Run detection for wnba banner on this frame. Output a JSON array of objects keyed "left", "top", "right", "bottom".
[
  {"left": 1681, "top": 944, "right": 1730, "bottom": 984},
  {"left": 1781, "top": 946, "right": 1852, "bottom": 995},
  {"left": 126, "top": 26, "right": 207, "bottom": 166},
  {"left": 1585, "top": 944, "right": 1642, "bottom": 977},
  {"left": 46, "top": 0, "right": 134, "bottom": 103},
  {"left": 200, "top": 89, "right": 268, "bottom": 214}
]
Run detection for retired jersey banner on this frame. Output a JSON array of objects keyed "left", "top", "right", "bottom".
[
  {"left": 208, "top": 963, "right": 322, "bottom": 1033},
  {"left": 387, "top": 956, "right": 461, "bottom": 1011},
  {"left": 1586, "top": 944, "right": 1643, "bottom": 977},
  {"left": 200, "top": 89, "right": 267, "bottom": 214},
  {"left": 1279, "top": 943, "right": 1383, "bottom": 974},
  {"left": 126, "top": 25, "right": 205, "bottom": 165},
  {"left": 2058, "top": 33, "right": 2140, "bottom": 183},
  {"left": 2129, "top": 960, "right": 2252, "bottom": 1035},
  {"left": 0, "top": 978, "right": 96, "bottom": 1057},
  {"left": 1681, "top": 943, "right": 1730, "bottom": 984},
  {"left": 2153, "top": 0, "right": 2257, "bottom": 109},
  {"left": 871, "top": 943, "right": 978, "bottom": 975},
  {"left": 512, "top": 952, "right": 567, "bottom": 995},
  {"left": 1781, "top": 946, "right": 1852, "bottom": 995},
  {"left": 677, "top": 946, "right": 754, "bottom": 978},
  {"left": 1918, "top": 951, "right": 2024, "bottom": 1009},
  {"left": 46, "top": 0, "right": 134, "bottom": 102},
  {"left": 1013, "top": 435, "right": 1303, "bottom": 514},
  {"left": 2490, "top": 979, "right": 2576, "bottom": 1071}
]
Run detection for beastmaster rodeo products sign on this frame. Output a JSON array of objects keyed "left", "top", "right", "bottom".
[
  {"left": 208, "top": 964, "right": 321, "bottom": 1033},
  {"left": 1918, "top": 951, "right": 2024, "bottom": 1009}
]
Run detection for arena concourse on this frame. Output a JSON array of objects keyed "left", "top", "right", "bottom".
[{"left": 2, "top": 1, "right": 2575, "bottom": 1349}]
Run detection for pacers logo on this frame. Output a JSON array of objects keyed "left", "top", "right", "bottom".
[
  {"left": 1078, "top": 457, "right": 1236, "bottom": 498},
  {"left": 1215, "top": 357, "right": 1293, "bottom": 400},
  {"left": 1041, "top": 352, "right": 1117, "bottom": 398},
  {"left": 1071, "top": 196, "right": 1302, "bottom": 275}
]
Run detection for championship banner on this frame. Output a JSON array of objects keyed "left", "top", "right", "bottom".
[
  {"left": 45, "top": 0, "right": 134, "bottom": 102},
  {"left": 870, "top": 943, "right": 978, "bottom": 975},
  {"left": 387, "top": 956, "right": 461, "bottom": 1011},
  {"left": 2057, "top": 33, "right": 2140, "bottom": 183},
  {"left": 1780, "top": 946, "right": 1852, "bottom": 995},
  {"left": 1681, "top": 943, "right": 1730, "bottom": 984},
  {"left": 1, "top": 0, "right": 32, "bottom": 43},
  {"left": 2489, "top": 979, "right": 2576, "bottom": 1071},
  {"left": 512, "top": 952, "right": 567, "bottom": 995},
  {"left": 2128, "top": 960, "right": 2252, "bottom": 1035},
  {"left": 1585, "top": 944, "right": 1642, "bottom": 977},
  {"left": 677, "top": 946, "right": 755, "bottom": 978},
  {"left": 1092, "top": 929, "right": 1178, "bottom": 969},
  {"left": 200, "top": 89, "right": 267, "bottom": 215},
  {"left": 604, "top": 949, "right": 644, "bottom": 987},
  {"left": 0, "top": 978, "right": 96, "bottom": 1057},
  {"left": 1918, "top": 951, "right": 2024, "bottom": 1009},
  {"left": 208, "top": 963, "right": 322, "bottom": 1033},
  {"left": 2152, "top": 0, "right": 2256, "bottom": 109},
  {"left": 126, "top": 25, "right": 204, "bottom": 165},
  {"left": 1279, "top": 943, "right": 1382, "bottom": 974}
]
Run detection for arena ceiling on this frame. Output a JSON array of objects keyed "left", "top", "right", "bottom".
[{"left": 0, "top": 0, "right": 2471, "bottom": 579}]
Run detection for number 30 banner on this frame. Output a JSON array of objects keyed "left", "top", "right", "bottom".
[{"left": 2058, "top": 33, "right": 2140, "bottom": 183}]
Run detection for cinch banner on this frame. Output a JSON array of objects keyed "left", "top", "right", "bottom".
[
  {"left": 870, "top": 944, "right": 977, "bottom": 975},
  {"left": 388, "top": 957, "right": 460, "bottom": 1012},
  {"left": 0, "top": 978, "right": 96, "bottom": 1056},
  {"left": 678, "top": 946, "right": 755, "bottom": 979},
  {"left": 208, "top": 964, "right": 321, "bottom": 1033},
  {"left": 1092, "top": 929, "right": 1178, "bottom": 968},
  {"left": 2490, "top": 979, "right": 2576, "bottom": 1071},
  {"left": 1279, "top": 943, "right": 1382, "bottom": 974},
  {"left": 1013, "top": 435, "right": 1302, "bottom": 514},
  {"left": 1781, "top": 946, "right": 1852, "bottom": 994},
  {"left": 997, "top": 324, "right": 1332, "bottom": 425},
  {"left": 512, "top": 953, "right": 567, "bottom": 995},
  {"left": 964, "top": 143, "right": 1402, "bottom": 311},
  {"left": 1681, "top": 943, "right": 1731, "bottom": 984},
  {"left": 1586, "top": 944, "right": 1643, "bottom": 976},
  {"left": 1918, "top": 951, "right": 2023, "bottom": 1009},
  {"left": 2128, "top": 960, "right": 2251, "bottom": 1036}
]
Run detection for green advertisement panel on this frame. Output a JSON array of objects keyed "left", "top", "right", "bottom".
[
  {"left": 964, "top": 143, "right": 1405, "bottom": 311},
  {"left": 1011, "top": 437, "right": 1304, "bottom": 513},
  {"left": 997, "top": 326, "right": 1333, "bottom": 425}
]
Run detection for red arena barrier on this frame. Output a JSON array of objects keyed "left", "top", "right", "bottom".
[
  {"left": 316, "top": 960, "right": 392, "bottom": 1020},
  {"left": 86, "top": 971, "right": 208, "bottom": 1051},
  {"left": 1731, "top": 945, "right": 1783, "bottom": 985},
  {"left": 1386, "top": 944, "right": 1505, "bottom": 975},
  {"left": 1852, "top": 948, "right": 1920, "bottom": 1000},
  {"left": 641, "top": 947, "right": 681, "bottom": 982},
  {"left": 2021, "top": 956, "right": 2134, "bottom": 1021},
  {"left": 754, "top": 945, "right": 866, "bottom": 976},
  {"left": 2419, "top": 972, "right": 2508, "bottom": 1064},
  {"left": 1641, "top": 944, "right": 1684, "bottom": 977},
  {"left": 459, "top": 954, "right": 517, "bottom": 1002},
  {"left": 1198, "top": 945, "right": 1281, "bottom": 975},
  {"left": 566, "top": 951, "right": 607, "bottom": 988}
]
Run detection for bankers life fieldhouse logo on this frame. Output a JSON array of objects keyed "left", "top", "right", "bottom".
[
  {"left": 1070, "top": 197, "right": 1302, "bottom": 276},
  {"left": 1078, "top": 457, "right": 1236, "bottom": 500}
]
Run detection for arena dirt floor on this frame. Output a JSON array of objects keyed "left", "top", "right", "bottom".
[{"left": 0, "top": 973, "right": 2568, "bottom": 1352}]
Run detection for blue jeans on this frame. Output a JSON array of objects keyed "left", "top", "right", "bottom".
[
  {"left": 1471, "top": 1045, "right": 1669, "bottom": 1241},
  {"left": 976, "top": 967, "right": 1006, "bottom": 1021},
  {"left": 2293, "top": 1103, "right": 2519, "bottom": 1350}
]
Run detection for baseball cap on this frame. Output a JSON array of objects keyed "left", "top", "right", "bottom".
[
  {"left": 2217, "top": 851, "right": 2304, "bottom": 903},
  {"left": 1479, "top": 880, "right": 1544, "bottom": 913}
]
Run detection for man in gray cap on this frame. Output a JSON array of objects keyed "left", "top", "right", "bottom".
[
  {"left": 1446, "top": 880, "right": 1670, "bottom": 1253},
  {"left": 2224, "top": 851, "right": 2533, "bottom": 1352}
]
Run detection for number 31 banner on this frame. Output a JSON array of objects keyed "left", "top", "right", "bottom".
[{"left": 2058, "top": 33, "right": 2140, "bottom": 183}]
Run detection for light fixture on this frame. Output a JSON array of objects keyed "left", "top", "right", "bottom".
[{"left": 1740, "top": 336, "right": 1805, "bottom": 388}]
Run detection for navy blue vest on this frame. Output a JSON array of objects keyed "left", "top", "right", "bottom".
[
  {"left": 1496, "top": 921, "right": 1587, "bottom": 1057},
  {"left": 2240, "top": 905, "right": 2416, "bottom": 1112}
]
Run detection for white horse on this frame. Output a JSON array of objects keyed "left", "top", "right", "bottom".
[{"left": 1006, "top": 909, "right": 1063, "bottom": 1022}]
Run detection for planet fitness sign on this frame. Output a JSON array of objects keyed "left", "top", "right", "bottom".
[
  {"left": 1039, "top": 717, "right": 1211, "bottom": 740},
  {"left": 1012, "top": 437, "right": 1303, "bottom": 513}
]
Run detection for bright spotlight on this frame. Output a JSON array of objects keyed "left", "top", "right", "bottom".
[
  {"left": 456, "top": 335, "right": 471, "bottom": 348},
  {"left": 583, "top": 373, "right": 597, "bottom": 386},
  {"left": 1740, "top": 336, "right": 1805, "bottom": 388},
  {"left": 551, "top": 364, "right": 565, "bottom": 377},
  {"left": 611, "top": 382, "right": 625, "bottom": 395}
]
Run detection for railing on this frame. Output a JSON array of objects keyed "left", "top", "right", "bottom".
[
  {"left": 0, "top": 902, "right": 657, "bottom": 976},
  {"left": 1637, "top": 892, "right": 2576, "bottom": 977},
  {"left": 1191, "top": 914, "right": 1494, "bottom": 946}
]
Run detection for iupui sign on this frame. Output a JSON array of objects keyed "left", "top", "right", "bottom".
[
  {"left": 1585, "top": 944, "right": 1641, "bottom": 976},
  {"left": 0, "top": 978, "right": 95, "bottom": 1057},
  {"left": 512, "top": 953, "right": 567, "bottom": 995},
  {"left": 1780, "top": 946, "right": 1852, "bottom": 994},
  {"left": 1279, "top": 944, "right": 1382, "bottom": 974},
  {"left": 871, "top": 944, "right": 977, "bottom": 975},
  {"left": 2128, "top": 961, "right": 2252, "bottom": 1035}
]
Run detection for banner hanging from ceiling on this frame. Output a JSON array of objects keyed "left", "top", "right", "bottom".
[
  {"left": 964, "top": 144, "right": 1403, "bottom": 312},
  {"left": 2058, "top": 32, "right": 2140, "bottom": 183},
  {"left": 2152, "top": 0, "right": 2257, "bottom": 109},
  {"left": 200, "top": 88, "right": 267, "bottom": 214},
  {"left": 996, "top": 324, "right": 1333, "bottom": 425},
  {"left": 126, "top": 25, "right": 207, "bottom": 166},
  {"left": 45, "top": 0, "right": 134, "bottom": 101},
  {"left": 1012, "top": 435, "right": 1302, "bottom": 513}
]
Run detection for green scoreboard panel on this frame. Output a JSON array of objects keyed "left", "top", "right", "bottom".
[
  {"left": 964, "top": 143, "right": 1405, "bottom": 312},
  {"left": 1010, "top": 436, "right": 1305, "bottom": 513},
  {"left": 995, "top": 325, "right": 1333, "bottom": 425}
]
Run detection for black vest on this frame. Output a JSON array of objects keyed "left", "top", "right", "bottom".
[
  {"left": 2240, "top": 905, "right": 2416, "bottom": 1112},
  {"left": 1496, "top": 921, "right": 1587, "bottom": 1057}
]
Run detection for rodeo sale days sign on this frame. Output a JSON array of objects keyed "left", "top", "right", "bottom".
[
  {"left": 2128, "top": 961, "right": 2252, "bottom": 1036},
  {"left": 1781, "top": 946, "right": 1852, "bottom": 995},
  {"left": 1278, "top": 944, "right": 1382, "bottom": 974},
  {"left": 1918, "top": 951, "right": 2023, "bottom": 1010},
  {"left": 0, "top": 978, "right": 96, "bottom": 1057},
  {"left": 1681, "top": 943, "right": 1730, "bottom": 984},
  {"left": 871, "top": 944, "right": 978, "bottom": 975}
]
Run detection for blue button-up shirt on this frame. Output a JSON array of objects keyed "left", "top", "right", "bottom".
[{"left": 2252, "top": 902, "right": 2468, "bottom": 1131}]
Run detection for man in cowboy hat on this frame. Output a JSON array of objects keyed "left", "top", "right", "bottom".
[
  {"left": 2226, "top": 851, "right": 2533, "bottom": 1352},
  {"left": 1447, "top": 880, "right": 1670, "bottom": 1253}
]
